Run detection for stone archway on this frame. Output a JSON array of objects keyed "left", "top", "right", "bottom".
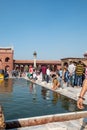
[{"left": 5, "top": 57, "right": 10, "bottom": 62}]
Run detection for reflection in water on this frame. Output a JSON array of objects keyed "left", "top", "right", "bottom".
[
  {"left": 29, "top": 82, "right": 37, "bottom": 100},
  {"left": 41, "top": 87, "right": 50, "bottom": 100},
  {"left": 61, "top": 96, "right": 69, "bottom": 110},
  {"left": 41, "top": 87, "right": 79, "bottom": 112},
  {"left": 61, "top": 95, "right": 78, "bottom": 112},
  {"left": 0, "top": 79, "right": 13, "bottom": 107},
  {"left": 41, "top": 87, "right": 47, "bottom": 99},
  {"left": 0, "top": 79, "right": 13, "bottom": 94},
  {"left": 46, "top": 90, "right": 50, "bottom": 100},
  {"left": 52, "top": 92, "right": 60, "bottom": 105},
  {"left": 29, "top": 82, "right": 33, "bottom": 92},
  {"left": 32, "top": 84, "right": 37, "bottom": 100},
  {"left": 0, "top": 79, "right": 4, "bottom": 84},
  {"left": 68, "top": 99, "right": 76, "bottom": 112},
  {"left": 37, "top": 86, "right": 82, "bottom": 112}
]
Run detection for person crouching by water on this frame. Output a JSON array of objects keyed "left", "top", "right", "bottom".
[{"left": 51, "top": 74, "right": 60, "bottom": 90}]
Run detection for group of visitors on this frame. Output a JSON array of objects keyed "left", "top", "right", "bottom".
[
  {"left": 64, "top": 60, "right": 85, "bottom": 88},
  {"left": 26, "top": 60, "right": 87, "bottom": 91},
  {"left": 27, "top": 64, "right": 61, "bottom": 90}
]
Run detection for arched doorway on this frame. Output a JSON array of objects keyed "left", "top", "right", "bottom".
[
  {"left": 5, "top": 57, "right": 10, "bottom": 62},
  {"left": 0, "top": 59, "right": 3, "bottom": 70}
]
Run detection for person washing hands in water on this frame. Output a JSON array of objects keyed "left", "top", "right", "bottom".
[
  {"left": 51, "top": 74, "right": 60, "bottom": 90},
  {"left": 77, "top": 79, "right": 87, "bottom": 109}
]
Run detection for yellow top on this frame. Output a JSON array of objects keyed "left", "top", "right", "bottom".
[{"left": 0, "top": 74, "right": 4, "bottom": 79}]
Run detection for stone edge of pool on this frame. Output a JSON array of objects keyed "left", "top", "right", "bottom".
[{"left": 5, "top": 111, "right": 87, "bottom": 129}]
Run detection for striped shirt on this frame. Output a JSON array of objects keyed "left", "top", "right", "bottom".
[{"left": 75, "top": 64, "right": 84, "bottom": 76}]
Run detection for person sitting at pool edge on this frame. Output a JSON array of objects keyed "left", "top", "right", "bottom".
[{"left": 51, "top": 74, "right": 60, "bottom": 90}]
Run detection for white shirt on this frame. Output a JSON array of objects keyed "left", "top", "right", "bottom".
[
  {"left": 46, "top": 68, "right": 50, "bottom": 75},
  {"left": 68, "top": 63, "right": 75, "bottom": 74}
]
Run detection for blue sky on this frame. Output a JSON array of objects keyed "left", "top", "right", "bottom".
[{"left": 0, "top": 0, "right": 87, "bottom": 60}]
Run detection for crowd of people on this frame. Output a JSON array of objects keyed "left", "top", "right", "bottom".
[
  {"left": 3, "top": 61, "right": 87, "bottom": 110},
  {"left": 26, "top": 60, "right": 87, "bottom": 90},
  {"left": 63, "top": 60, "right": 85, "bottom": 88}
]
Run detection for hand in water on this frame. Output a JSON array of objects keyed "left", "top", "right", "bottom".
[{"left": 77, "top": 98, "right": 84, "bottom": 109}]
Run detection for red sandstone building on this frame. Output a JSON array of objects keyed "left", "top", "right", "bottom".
[
  {"left": 0, "top": 47, "right": 87, "bottom": 71},
  {"left": 0, "top": 47, "right": 14, "bottom": 71},
  {"left": 0, "top": 47, "right": 61, "bottom": 71}
]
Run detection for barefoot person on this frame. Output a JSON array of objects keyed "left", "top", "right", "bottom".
[
  {"left": 77, "top": 79, "right": 87, "bottom": 109},
  {"left": 51, "top": 74, "right": 60, "bottom": 90}
]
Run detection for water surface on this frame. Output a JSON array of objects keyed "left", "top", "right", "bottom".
[{"left": 0, "top": 78, "right": 85, "bottom": 120}]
